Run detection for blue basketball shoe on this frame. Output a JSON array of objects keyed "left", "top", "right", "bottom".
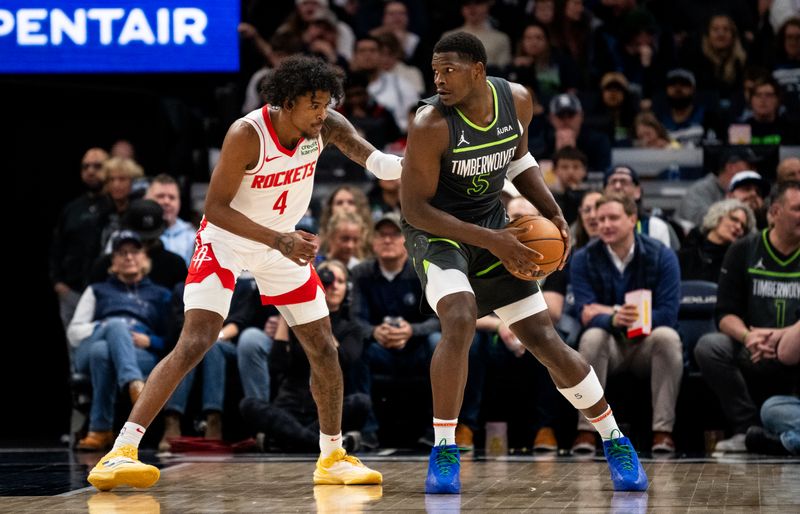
[
  {"left": 602, "top": 430, "right": 648, "bottom": 491},
  {"left": 425, "top": 441, "right": 461, "bottom": 494}
]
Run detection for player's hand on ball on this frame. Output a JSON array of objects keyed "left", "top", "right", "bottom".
[
  {"left": 491, "top": 227, "right": 543, "bottom": 273},
  {"left": 276, "top": 230, "right": 319, "bottom": 266},
  {"left": 502, "top": 215, "right": 565, "bottom": 279},
  {"left": 501, "top": 258, "right": 543, "bottom": 280}
]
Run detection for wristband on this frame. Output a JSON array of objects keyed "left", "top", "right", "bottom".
[
  {"left": 366, "top": 151, "right": 403, "bottom": 180},
  {"left": 742, "top": 330, "right": 750, "bottom": 344}
]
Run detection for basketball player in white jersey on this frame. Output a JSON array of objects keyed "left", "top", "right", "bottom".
[{"left": 88, "top": 56, "right": 402, "bottom": 490}]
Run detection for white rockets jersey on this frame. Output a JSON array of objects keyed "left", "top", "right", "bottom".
[{"left": 202, "top": 105, "right": 324, "bottom": 251}]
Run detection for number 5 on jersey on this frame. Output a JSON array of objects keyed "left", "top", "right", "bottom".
[{"left": 273, "top": 190, "right": 289, "bottom": 214}]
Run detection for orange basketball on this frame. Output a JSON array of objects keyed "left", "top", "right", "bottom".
[{"left": 504, "top": 215, "right": 565, "bottom": 280}]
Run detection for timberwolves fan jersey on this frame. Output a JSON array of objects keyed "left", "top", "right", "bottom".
[
  {"left": 716, "top": 230, "right": 800, "bottom": 328},
  {"left": 422, "top": 76, "right": 524, "bottom": 222},
  {"left": 200, "top": 105, "right": 324, "bottom": 252}
]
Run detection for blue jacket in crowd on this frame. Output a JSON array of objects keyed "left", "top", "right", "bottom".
[
  {"left": 570, "top": 232, "right": 680, "bottom": 332},
  {"left": 349, "top": 258, "right": 441, "bottom": 343},
  {"left": 89, "top": 276, "right": 172, "bottom": 351}
]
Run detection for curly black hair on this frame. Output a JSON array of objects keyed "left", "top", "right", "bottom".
[
  {"left": 259, "top": 55, "right": 344, "bottom": 107},
  {"left": 433, "top": 32, "right": 487, "bottom": 66}
]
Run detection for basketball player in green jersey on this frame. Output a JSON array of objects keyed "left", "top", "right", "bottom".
[{"left": 401, "top": 32, "right": 648, "bottom": 494}]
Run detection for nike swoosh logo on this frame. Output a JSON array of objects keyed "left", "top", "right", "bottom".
[{"left": 264, "top": 155, "right": 282, "bottom": 163}]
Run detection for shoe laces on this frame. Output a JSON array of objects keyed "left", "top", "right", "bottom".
[
  {"left": 434, "top": 441, "right": 459, "bottom": 476},
  {"left": 323, "top": 449, "right": 363, "bottom": 468},
  {"left": 100, "top": 445, "right": 137, "bottom": 466},
  {"left": 607, "top": 430, "right": 634, "bottom": 471},
  {"left": 341, "top": 453, "right": 364, "bottom": 467}
]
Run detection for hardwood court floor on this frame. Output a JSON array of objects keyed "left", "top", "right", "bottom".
[{"left": 0, "top": 451, "right": 798, "bottom": 512}]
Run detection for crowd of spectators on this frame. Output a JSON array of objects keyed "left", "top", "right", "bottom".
[{"left": 52, "top": 0, "right": 799, "bottom": 456}]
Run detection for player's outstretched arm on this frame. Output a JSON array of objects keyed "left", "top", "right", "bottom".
[
  {"left": 205, "top": 121, "right": 317, "bottom": 265},
  {"left": 507, "top": 82, "right": 570, "bottom": 269},
  {"left": 322, "top": 109, "right": 403, "bottom": 179}
]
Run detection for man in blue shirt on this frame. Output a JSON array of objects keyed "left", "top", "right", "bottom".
[
  {"left": 146, "top": 174, "right": 197, "bottom": 266},
  {"left": 570, "top": 193, "right": 683, "bottom": 453}
]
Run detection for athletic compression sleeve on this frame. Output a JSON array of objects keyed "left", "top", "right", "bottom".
[{"left": 366, "top": 151, "right": 403, "bottom": 180}]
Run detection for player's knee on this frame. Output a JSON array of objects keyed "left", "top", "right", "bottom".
[
  {"left": 172, "top": 333, "right": 217, "bottom": 369},
  {"left": 440, "top": 308, "right": 477, "bottom": 343}
]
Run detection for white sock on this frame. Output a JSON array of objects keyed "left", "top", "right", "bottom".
[
  {"left": 320, "top": 431, "right": 343, "bottom": 457},
  {"left": 113, "top": 421, "right": 146, "bottom": 450},
  {"left": 433, "top": 417, "right": 458, "bottom": 446},
  {"left": 585, "top": 406, "right": 623, "bottom": 441}
]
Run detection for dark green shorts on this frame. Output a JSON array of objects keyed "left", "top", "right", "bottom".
[{"left": 401, "top": 206, "right": 541, "bottom": 317}]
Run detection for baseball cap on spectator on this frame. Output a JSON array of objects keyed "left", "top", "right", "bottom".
[
  {"left": 549, "top": 93, "right": 582, "bottom": 116},
  {"left": 375, "top": 212, "right": 402, "bottom": 231},
  {"left": 604, "top": 165, "right": 640, "bottom": 186},
  {"left": 722, "top": 147, "right": 761, "bottom": 166},
  {"left": 666, "top": 68, "right": 696, "bottom": 88},
  {"left": 728, "top": 171, "right": 770, "bottom": 197},
  {"left": 123, "top": 199, "right": 166, "bottom": 240},
  {"left": 600, "top": 72, "right": 629, "bottom": 91},
  {"left": 309, "top": 7, "right": 338, "bottom": 27},
  {"left": 111, "top": 230, "right": 143, "bottom": 252}
]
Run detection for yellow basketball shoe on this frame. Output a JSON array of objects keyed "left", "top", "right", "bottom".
[
  {"left": 313, "top": 448, "right": 383, "bottom": 485},
  {"left": 88, "top": 445, "right": 160, "bottom": 491}
]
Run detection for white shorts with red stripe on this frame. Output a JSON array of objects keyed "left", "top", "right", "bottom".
[{"left": 184, "top": 230, "right": 328, "bottom": 326}]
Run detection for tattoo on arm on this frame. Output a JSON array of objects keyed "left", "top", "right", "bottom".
[
  {"left": 323, "top": 110, "right": 376, "bottom": 168},
  {"left": 276, "top": 234, "right": 294, "bottom": 256}
]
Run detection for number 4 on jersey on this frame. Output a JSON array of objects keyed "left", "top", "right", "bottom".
[{"left": 273, "top": 190, "right": 288, "bottom": 215}]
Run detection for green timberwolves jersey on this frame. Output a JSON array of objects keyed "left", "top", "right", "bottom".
[
  {"left": 420, "top": 76, "right": 521, "bottom": 222},
  {"left": 721, "top": 230, "right": 800, "bottom": 328}
]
